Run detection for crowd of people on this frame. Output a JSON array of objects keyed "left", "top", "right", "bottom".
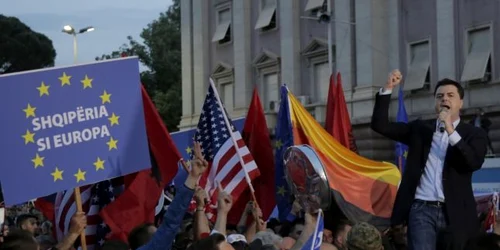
[{"left": 0, "top": 145, "right": 498, "bottom": 250}]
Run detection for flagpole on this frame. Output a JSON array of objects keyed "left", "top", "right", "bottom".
[
  {"left": 70, "top": 35, "right": 87, "bottom": 250},
  {"left": 209, "top": 78, "right": 258, "bottom": 203},
  {"left": 310, "top": 209, "right": 323, "bottom": 250},
  {"left": 398, "top": 155, "right": 402, "bottom": 173}
]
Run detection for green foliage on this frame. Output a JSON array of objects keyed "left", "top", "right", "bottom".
[
  {"left": 0, "top": 15, "right": 56, "bottom": 74},
  {"left": 95, "top": 0, "right": 181, "bottom": 131},
  {"left": 152, "top": 85, "right": 182, "bottom": 132}
]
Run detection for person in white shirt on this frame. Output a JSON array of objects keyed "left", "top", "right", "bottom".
[{"left": 371, "top": 70, "right": 488, "bottom": 250}]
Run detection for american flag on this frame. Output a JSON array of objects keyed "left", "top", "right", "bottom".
[
  {"left": 55, "top": 180, "right": 122, "bottom": 250},
  {"left": 189, "top": 81, "right": 260, "bottom": 220}
]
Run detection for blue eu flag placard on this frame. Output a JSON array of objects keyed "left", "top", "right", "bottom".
[{"left": 0, "top": 57, "right": 151, "bottom": 205}]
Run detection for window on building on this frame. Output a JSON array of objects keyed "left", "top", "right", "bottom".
[
  {"left": 212, "top": 8, "right": 232, "bottom": 44},
  {"left": 405, "top": 41, "right": 431, "bottom": 91},
  {"left": 461, "top": 27, "right": 492, "bottom": 82},
  {"left": 221, "top": 82, "right": 234, "bottom": 112},
  {"left": 314, "top": 62, "right": 330, "bottom": 102},
  {"left": 304, "top": 0, "right": 325, "bottom": 11},
  {"left": 255, "top": 0, "right": 277, "bottom": 31},
  {"left": 263, "top": 73, "right": 279, "bottom": 111}
]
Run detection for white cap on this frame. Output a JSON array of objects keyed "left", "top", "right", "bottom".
[{"left": 227, "top": 234, "right": 247, "bottom": 244}]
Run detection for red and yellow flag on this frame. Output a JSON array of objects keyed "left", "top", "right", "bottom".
[{"left": 286, "top": 88, "right": 400, "bottom": 227}]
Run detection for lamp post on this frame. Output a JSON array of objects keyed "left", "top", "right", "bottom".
[{"left": 62, "top": 25, "right": 95, "bottom": 63}]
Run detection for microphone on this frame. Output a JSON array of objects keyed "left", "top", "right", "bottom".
[
  {"left": 439, "top": 107, "right": 449, "bottom": 133},
  {"left": 439, "top": 122, "right": 445, "bottom": 133}
]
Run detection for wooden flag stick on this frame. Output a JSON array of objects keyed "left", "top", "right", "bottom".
[{"left": 73, "top": 187, "right": 87, "bottom": 250}]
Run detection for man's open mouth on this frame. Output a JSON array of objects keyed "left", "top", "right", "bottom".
[{"left": 441, "top": 104, "right": 450, "bottom": 109}]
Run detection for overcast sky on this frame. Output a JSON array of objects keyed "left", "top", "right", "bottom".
[{"left": 3, "top": 0, "right": 173, "bottom": 66}]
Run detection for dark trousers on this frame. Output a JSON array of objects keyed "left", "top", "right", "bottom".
[{"left": 407, "top": 200, "right": 448, "bottom": 250}]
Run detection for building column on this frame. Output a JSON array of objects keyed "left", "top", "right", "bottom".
[
  {"left": 232, "top": 0, "right": 252, "bottom": 117},
  {"left": 280, "top": 0, "right": 301, "bottom": 94},
  {"left": 179, "top": 0, "right": 194, "bottom": 129},
  {"left": 192, "top": 0, "right": 210, "bottom": 115},
  {"left": 387, "top": 0, "right": 401, "bottom": 73},
  {"left": 351, "top": 0, "right": 390, "bottom": 118},
  {"left": 334, "top": 0, "right": 354, "bottom": 96},
  {"left": 436, "top": 0, "right": 457, "bottom": 80}
]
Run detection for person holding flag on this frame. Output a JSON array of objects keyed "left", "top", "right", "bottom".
[{"left": 289, "top": 210, "right": 325, "bottom": 250}]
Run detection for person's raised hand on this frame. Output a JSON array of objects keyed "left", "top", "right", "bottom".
[
  {"left": 68, "top": 212, "right": 87, "bottom": 235},
  {"left": 194, "top": 186, "right": 208, "bottom": 209},
  {"left": 216, "top": 182, "right": 233, "bottom": 214},
  {"left": 385, "top": 69, "right": 403, "bottom": 90},
  {"left": 189, "top": 141, "right": 208, "bottom": 178},
  {"left": 245, "top": 201, "right": 254, "bottom": 215},
  {"left": 184, "top": 141, "right": 209, "bottom": 189},
  {"left": 256, "top": 218, "right": 267, "bottom": 232},
  {"left": 251, "top": 204, "right": 263, "bottom": 220}
]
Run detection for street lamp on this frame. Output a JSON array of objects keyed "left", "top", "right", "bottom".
[{"left": 62, "top": 25, "right": 95, "bottom": 63}]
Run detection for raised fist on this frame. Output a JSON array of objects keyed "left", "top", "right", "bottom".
[{"left": 386, "top": 69, "right": 403, "bottom": 90}]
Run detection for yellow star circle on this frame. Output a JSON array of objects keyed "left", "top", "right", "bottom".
[
  {"left": 108, "top": 113, "right": 120, "bottom": 126},
  {"left": 81, "top": 75, "right": 93, "bottom": 89},
  {"left": 37, "top": 82, "right": 50, "bottom": 96},
  {"left": 100, "top": 90, "right": 112, "bottom": 104},
  {"left": 93, "top": 157, "right": 105, "bottom": 171},
  {"left": 59, "top": 72, "right": 72, "bottom": 86},
  {"left": 22, "top": 130, "right": 35, "bottom": 144},
  {"left": 51, "top": 167, "right": 64, "bottom": 182},
  {"left": 74, "top": 168, "right": 86, "bottom": 183},
  {"left": 107, "top": 137, "right": 118, "bottom": 150},
  {"left": 23, "top": 104, "right": 36, "bottom": 118},
  {"left": 31, "top": 153, "right": 45, "bottom": 168}
]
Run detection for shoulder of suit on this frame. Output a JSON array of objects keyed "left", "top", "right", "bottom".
[
  {"left": 459, "top": 121, "right": 487, "bottom": 135},
  {"left": 412, "top": 118, "right": 433, "bottom": 126}
]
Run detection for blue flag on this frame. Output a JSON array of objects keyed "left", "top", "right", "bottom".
[
  {"left": 275, "top": 85, "right": 294, "bottom": 221},
  {"left": 302, "top": 210, "right": 324, "bottom": 250},
  {"left": 0, "top": 57, "right": 151, "bottom": 205},
  {"left": 395, "top": 85, "right": 409, "bottom": 172}
]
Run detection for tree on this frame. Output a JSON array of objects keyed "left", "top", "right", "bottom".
[
  {"left": 0, "top": 15, "right": 56, "bottom": 74},
  {"left": 96, "top": 0, "right": 182, "bottom": 131}
]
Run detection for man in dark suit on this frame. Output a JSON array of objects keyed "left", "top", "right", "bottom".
[{"left": 371, "top": 70, "right": 488, "bottom": 250}]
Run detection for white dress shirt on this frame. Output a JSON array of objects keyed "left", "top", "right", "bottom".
[{"left": 379, "top": 88, "right": 462, "bottom": 202}]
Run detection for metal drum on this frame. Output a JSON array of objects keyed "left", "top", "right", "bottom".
[{"left": 283, "top": 145, "right": 331, "bottom": 213}]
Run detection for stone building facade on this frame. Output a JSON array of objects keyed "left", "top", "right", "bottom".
[{"left": 180, "top": 0, "right": 500, "bottom": 161}]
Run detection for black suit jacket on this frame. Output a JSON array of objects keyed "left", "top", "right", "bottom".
[{"left": 370, "top": 93, "right": 488, "bottom": 238}]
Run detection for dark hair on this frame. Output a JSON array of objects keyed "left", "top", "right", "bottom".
[
  {"left": 266, "top": 218, "right": 280, "bottom": 230},
  {"left": 172, "top": 232, "right": 193, "bottom": 250},
  {"left": 434, "top": 78, "right": 464, "bottom": 99},
  {"left": 187, "top": 233, "right": 226, "bottom": 250},
  {"left": 333, "top": 219, "right": 353, "bottom": 234},
  {"left": 0, "top": 229, "right": 38, "bottom": 250},
  {"left": 292, "top": 217, "right": 305, "bottom": 226},
  {"left": 261, "top": 245, "right": 278, "bottom": 250},
  {"left": 128, "top": 223, "right": 156, "bottom": 250},
  {"left": 15, "top": 214, "right": 38, "bottom": 228},
  {"left": 231, "top": 241, "right": 250, "bottom": 250},
  {"left": 100, "top": 240, "right": 129, "bottom": 250},
  {"left": 226, "top": 224, "right": 238, "bottom": 232}
]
